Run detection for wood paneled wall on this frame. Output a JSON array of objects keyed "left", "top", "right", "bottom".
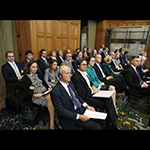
[
  {"left": 15, "top": 20, "right": 81, "bottom": 62},
  {"left": 95, "top": 20, "right": 150, "bottom": 67}
]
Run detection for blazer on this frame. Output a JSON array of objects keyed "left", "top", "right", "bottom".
[
  {"left": 1, "top": 61, "right": 24, "bottom": 92},
  {"left": 71, "top": 70, "right": 94, "bottom": 103},
  {"left": 50, "top": 81, "right": 85, "bottom": 130},
  {"left": 93, "top": 63, "right": 107, "bottom": 82},
  {"left": 61, "top": 60, "right": 75, "bottom": 75},
  {"left": 101, "top": 51, "right": 108, "bottom": 63},
  {"left": 37, "top": 57, "right": 49, "bottom": 76},
  {"left": 124, "top": 65, "right": 144, "bottom": 95},
  {"left": 72, "top": 58, "right": 78, "bottom": 71},
  {"left": 44, "top": 68, "right": 59, "bottom": 88},
  {"left": 21, "top": 59, "right": 28, "bottom": 69},
  {"left": 56, "top": 56, "right": 64, "bottom": 66},
  {"left": 86, "top": 65, "right": 101, "bottom": 88},
  {"left": 101, "top": 62, "right": 114, "bottom": 77},
  {"left": 22, "top": 71, "right": 49, "bottom": 99}
]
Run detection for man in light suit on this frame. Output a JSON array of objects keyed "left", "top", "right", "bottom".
[
  {"left": 61, "top": 52, "right": 75, "bottom": 76},
  {"left": 2, "top": 51, "right": 24, "bottom": 93},
  {"left": 51, "top": 65, "right": 105, "bottom": 130}
]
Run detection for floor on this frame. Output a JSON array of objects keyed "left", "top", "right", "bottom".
[{"left": 0, "top": 92, "right": 7, "bottom": 110}]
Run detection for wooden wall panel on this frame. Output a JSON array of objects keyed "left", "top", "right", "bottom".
[{"left": 16, "top": 20, "right": 81, "bottom": 61}]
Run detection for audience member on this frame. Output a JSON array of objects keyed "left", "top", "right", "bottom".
[
  {"left": 22, "top": 60, "right": 55, "bottom": 130},
  {"left": 61, "top": 52, "right": 75, "bottom": 76},
  {"left": 101, "top": 55, "right": 128, "bottom": 90},
  {"left": 124, "top": 56, "right": 150, "bottom": 96},
  {"left": 56, "top": 50, "right": 64, "bottom": 66},
  {"left": 101, "top": 47, "right": 109, "bottom": 63},
  {"left": 22, "top": 50, "right": 33, "bottom": 69},
  {"left": 37, "top": 49, "right": 49, "bottom": 76},
  {"left": 98, "top": 44, "right": 105, "bottom": 54},
  {"left": 2, "top": 51, "right": 24, "bottom": 93},
  {"left": 86, "top": 56, "right": 117, "bottom": 113},
  {"left": 51, "top": 65, "right": 105, "bottom": 130},
  {"left": 93, "top": 54, "right": 126, "bottom": 93},
  {"left": 109, "top": 52, "right": 124, "bottom": 72},
  {"left": 72, "top": 48, "right": 80, "bottom": 60},
  {"left": 71, "top": 58, "right": 118, "bottom": 129},
  {"left": 72, "top": 51, "right": 83, "bottom": 71},
  {"left": 83, "top": 51, "right": 88, "bottom": 59},
  {"left": 119, "top": 48, "right": 128, "bottom": 67},
  {"left": 87, "top": 48, "right": 92, "bottom": 56},
  {"left": 63, "top": 49, "right": 71, "bottom": 59},
  {"left": 92, "top": 49, "right": 97, "bottom": 57},
  {"left": 44, "top": 59, "right": 59, "bottom": 88},
  {"left": 49, "top": 50, "right": 57, "bottom": 62},
  {"left": 139, "top": 52, "right": 147, "bottom": 57}
]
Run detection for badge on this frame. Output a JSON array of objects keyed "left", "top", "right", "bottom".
[
  {"left": 21, "top": 70, "right": 24, "bottom": 73},
  {"left": 29, "top": 85, "right": 34, "bottom": 90},
  {"left": 51, "top": 79, "right": 55, "bottom": 83}
]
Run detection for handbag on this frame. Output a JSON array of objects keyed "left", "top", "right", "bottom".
[{"left": 22, "top": 106, "right": 38, "bottom": 126}]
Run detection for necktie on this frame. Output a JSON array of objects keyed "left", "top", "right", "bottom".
[
  {"left": 67, "top": 84, "right": 81, "bottom": 109},
  {"left": 68, "top": 63, "right": 71, "bottom": 69},
  {"left": 12, "top": 62, "right": 21, "bottom": 77},
  {"left": 136, "top": 68, "right": 143, "bottom": 84}
]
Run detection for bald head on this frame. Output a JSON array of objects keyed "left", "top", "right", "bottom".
[{"left": 59, "top": 65, "right": 71, "bottom": 83}]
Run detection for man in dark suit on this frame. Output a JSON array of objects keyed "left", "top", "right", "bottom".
[
  {"left": 56, "top": 50, "right": 64, "bottom": 66},
  {"left": 124, "top": 56, "right": 150, "bottom": 96},
  {"left": 100, "top": 47, "right": 108, "bottom": 64},
  {"left": 93, "top": 54, "right": 125, "bottom": 93},
  {"left": 21, "top": 50, "right": 33, "bottom": 69},
  {"left": 2, "top": 51, "right": 24, "bottom": 93},
  {"left": 37, "top": 49, "right": 49, "bottom": 76},
  {"left": 51, "top": 65, "right": 105, "bottom": 130},
  {"left": 71, "top": 58, "right": 118, "bottom": 129}
]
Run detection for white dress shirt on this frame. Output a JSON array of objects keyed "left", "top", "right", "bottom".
[
  {"left": 59, "top": 80, "right": 88, "bottom": 119},
  {"left": 77, "top": 69, "right": 93, "bottom": 94},
  {"left": 41, "top": 56, "right": 48, "bottom": 65}
]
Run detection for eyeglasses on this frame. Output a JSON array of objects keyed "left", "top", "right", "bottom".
[
  {"left": 81, "top": 64, "right": 87, "bottom": 66},
  {"left": 8, "top": 56, "right": 14, "bottom": 58}
]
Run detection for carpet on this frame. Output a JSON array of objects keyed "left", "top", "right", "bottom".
[{"left": 0, "top": 93, "right": 150, "bottom": 130}]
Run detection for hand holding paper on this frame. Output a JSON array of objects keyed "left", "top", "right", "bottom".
[{"left": 84, "top": 109, "right": 107, "bottom": 120}]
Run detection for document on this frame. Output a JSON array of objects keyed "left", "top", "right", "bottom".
[
  {"left": 84, "top": 109, "right": 107, "bottom": 120},
  {"left": 92, "top": 90, "right": 114, "bottom": 98}
]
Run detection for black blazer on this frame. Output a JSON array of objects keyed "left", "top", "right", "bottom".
[
  {"left": 22, "top": 72, "right": 49, "bottom": 99},
  {"left": 93, "top": 63, "right": 107, "bottom": 82},
  {"left": 56, "top": 56, "right": 64, "bottom": 66},
  {"left": 50, "top": 81, "right": 85, "bottom": 130},
  {"left": 37, "top": 57, "right": 49, "bottom": 76},
  {"left": 71, "top": 70, "right": 94, "bottom": 103},
  {"left": 124, "top": 65, "right": 142, "bottom": 95},
  {"left": 1, "top": 62, "right": 23, "bottom": 92},
  {"left": 21, "top": 59, "right": 28, "bottom": 69}
]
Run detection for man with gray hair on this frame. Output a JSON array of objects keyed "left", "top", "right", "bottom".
[{"left": 51, "top": 65, "right": 106, "bottom": 130}]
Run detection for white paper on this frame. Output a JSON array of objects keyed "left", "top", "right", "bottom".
[
  {"left": 92, "top": 90, "right": 114, "bottom": 98},
  {"left": 84, "top": 109, "right": 107, "bottom": 120},
  {"left": 42, "top": 90, "right": 50, "bottom": 96}
]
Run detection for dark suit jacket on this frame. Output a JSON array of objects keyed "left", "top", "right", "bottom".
[
  {"left": 50, "top": 81, "right": 85, "bottom": 130},
  {"left": 71, "top": 71, "right": 94, "bottom": 103},
  {"left": 1, "top": 62, "right": 24, "bottom": 92},
  {"left": 21, "top": 59, "right": 28, "bottom": 69},
  {"left": 37, "top": 57, "right": 49, "bottom": 76},
  {"left": 56, "top": 56, "right": 64, "bottom": 66},
  {"left": 93, "top": 63, "right": 107, "bottom": 82},
  {"left": 101, "top": 51, "right": 108, "bottom": 63},
  {"left": 124, "top": 65, "right": 142, "bottom": 95}
]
